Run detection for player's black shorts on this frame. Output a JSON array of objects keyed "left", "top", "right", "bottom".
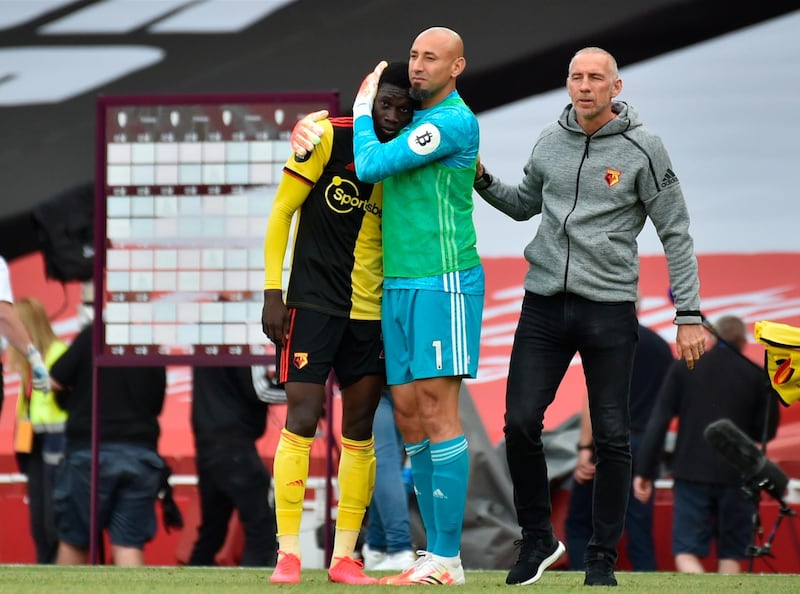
[{"left": 276, "top": 307, "right": 385, "bottom": 388}]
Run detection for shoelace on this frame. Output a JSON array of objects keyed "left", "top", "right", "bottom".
[
  {"left": 413, "top": 557, "right": 449, "bottom": 581},
  {"left": 404, "top": 551, "right": 430, "bottom": 573}
]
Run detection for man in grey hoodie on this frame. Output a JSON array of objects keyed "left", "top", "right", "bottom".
[{"left": 474, "top": 47, "right": 705, "bottom": 587}]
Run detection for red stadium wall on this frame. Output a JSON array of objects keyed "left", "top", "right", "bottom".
[{"left": 2, "top": 252, "right": 800, "bottom": 569}]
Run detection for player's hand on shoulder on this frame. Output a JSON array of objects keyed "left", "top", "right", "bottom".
[{"left": 290, "top": 109, "right": 328, "bottom": 158}]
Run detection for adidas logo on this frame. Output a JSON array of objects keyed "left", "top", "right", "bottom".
[
  {"left": 432, "top": 488, "right": 447, "bottom": 500},
  {"left": 660, "top": 168, "right": 679, "bottom": 188}
]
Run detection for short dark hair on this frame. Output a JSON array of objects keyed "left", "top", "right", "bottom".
[
  {"left": 379, "top": 61, "right": 411, "bottom": 89},
  {"left": 715, "top": 315, "right": 747, "bottom": 347}
]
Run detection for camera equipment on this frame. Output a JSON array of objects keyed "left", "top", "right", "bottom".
[
  {"left": 704, "top": 418, "right": 796, "bottom": 568},
  {"left": 704, "top": 418, "right": 789, "bottom": 505}
]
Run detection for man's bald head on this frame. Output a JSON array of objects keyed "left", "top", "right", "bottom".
[{"left": 414, "top": 26, "right": 464, "bottom": 59}]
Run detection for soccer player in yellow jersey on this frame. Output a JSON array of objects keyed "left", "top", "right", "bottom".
[{"left": 262, "top": 63, "right": 416, "bottom": 584}]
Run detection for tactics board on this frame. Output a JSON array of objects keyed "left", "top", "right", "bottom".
[{"left": 94, "top": 92, "right": 339, "bottom": 365}]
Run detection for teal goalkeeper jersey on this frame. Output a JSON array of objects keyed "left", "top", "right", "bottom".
[{"left": 354, "top": 92, "right": 481, "bottom": 278}]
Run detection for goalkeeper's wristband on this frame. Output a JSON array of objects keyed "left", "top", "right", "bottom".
[
  {"left": 352, "top": 61, "right": 386, "bottom": 121},
  {"left": 352, "top": 102, "right": 372, "bottom": 121}
]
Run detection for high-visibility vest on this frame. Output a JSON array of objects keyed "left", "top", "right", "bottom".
[{"left": 16, "top": 340, "right": 69, "bottom": 433}]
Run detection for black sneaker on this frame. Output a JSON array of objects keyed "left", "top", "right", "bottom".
[
  {"left": 584, "top": 559, "right": 617, "bottom": 586},
  {"left": 505, "top": 536, "right": 566, "bottom": 585}
]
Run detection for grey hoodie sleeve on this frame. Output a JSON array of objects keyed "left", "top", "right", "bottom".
[
  {"left": 475, "top": 143, "right": 544, "bottom": 221},
  {"left": 639, "top": 137, "right": 701, "bottom": 319}
]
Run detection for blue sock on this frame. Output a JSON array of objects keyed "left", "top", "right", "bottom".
[
  {"left": 430, "top": 435, "right": 469, "bottom": 558},
  {"left": 406, "top": 439, "right": 435, "bottom": 552}
]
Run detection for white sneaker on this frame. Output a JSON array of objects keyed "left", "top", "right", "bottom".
[
  {"left": 361, "top": 543, "right": 387, "bottom": 570},
  {"left": 379, "top": 551, "right": 429, "bottom": 585},
  {"left": 381, "top": 552, "right": 465, "bottom": 585},
  {"left": 372, "top": 549, "right": 418, "bottom": 571}
]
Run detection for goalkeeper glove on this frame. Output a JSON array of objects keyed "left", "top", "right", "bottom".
[
  {"left": 290, "top": 109, "right": 328, "bottom": 159},
  {"left": 27, "top": 345, "right": 50, "bottom": 393},
  {"left": 352, "top": 61, "right": 387, "bottom": 121}
]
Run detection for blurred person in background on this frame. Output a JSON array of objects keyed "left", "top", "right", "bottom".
[
  {"left": 9, "top": 297, "right": 68, "bottom": 563},
  {"left": 50, "top": 309, "right": 167, "bottom": 566},
  {"left": 187, "top": 365, "right": 279, "bottom": 567},
  {"left": 634, "top": 315, "right": 780, "bottom": 573},
  {"left": 0, "top": 255, "right": 51, "bottom": 398},
  {"left": 361, "top": 387, "right": 417, "bottom": 571}
]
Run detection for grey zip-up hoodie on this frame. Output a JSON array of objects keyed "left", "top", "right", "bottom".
[{"left": 477, "top": 101, "right": 701, "bottom": 324}]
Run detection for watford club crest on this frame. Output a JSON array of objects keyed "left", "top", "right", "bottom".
[
  {"left": 293, "top": 352, "right": 309, "bottom": 369},
  {"left": 605, "top": 168, "right": 621, "bottom": 187}
]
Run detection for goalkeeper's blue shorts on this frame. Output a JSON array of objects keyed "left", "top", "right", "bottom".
[{"left": 382, "top": 282, "right": 483, "bottom": 385}]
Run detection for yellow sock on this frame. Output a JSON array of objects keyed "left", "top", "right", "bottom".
[
  {"left": 273, "top": 428, "right": 314, "bottom": 558},
  {"left": 332, "top": 436, "right": 375, "bottom": 560}
]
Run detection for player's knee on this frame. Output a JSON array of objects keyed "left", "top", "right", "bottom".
[
  {"left": 340, "top": 413, "right": 376, "bottom": 442},
  {"left": 286, "top": 410, "right": 321, "bottom": 437}
]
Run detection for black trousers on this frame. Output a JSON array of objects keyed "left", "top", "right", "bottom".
[
  {"left": 565, "top": 433, "right": 657, "bottom": 570},
  {"left": 188, "top": 443, "right": 278, "bottom": 567},
  {"left": 18, "top": 433, "right": 62, "bottom": 564},
  {"left": 504, "top": 292, "right": 638, "bottom": 564}
]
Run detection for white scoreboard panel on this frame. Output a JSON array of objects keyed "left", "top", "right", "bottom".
[{"left": 94, "top": 92, "right": 339, "bottom": 365}]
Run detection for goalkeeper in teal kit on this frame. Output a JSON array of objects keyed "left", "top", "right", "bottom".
[
  {"left": 353, "top": 27, "right": 483, "bottom": 586},
  {"left": 291, "top": 27, "right": 483, "bottom": 584}
]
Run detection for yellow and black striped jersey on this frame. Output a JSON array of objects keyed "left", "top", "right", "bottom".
[{"left": 264, "top": 117, "right": 382, "bottom": 320}]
